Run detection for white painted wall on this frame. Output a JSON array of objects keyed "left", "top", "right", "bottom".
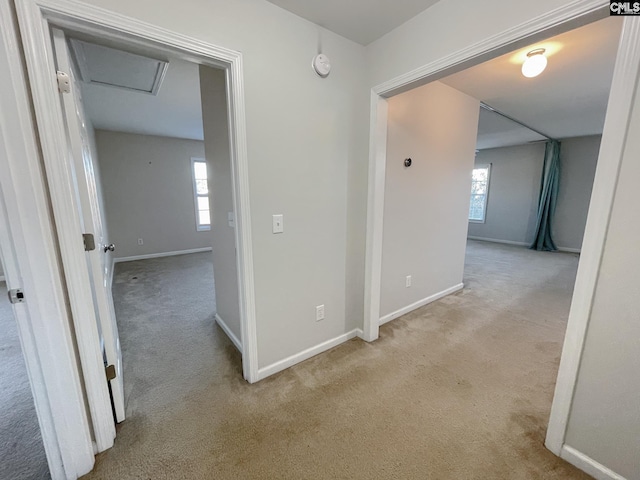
[
  {"left": 563, "top": 82, "right": 640, "bottom": 480},
  {"left": 468, "top": 143, "right": 545, "bottom": 245},
  {"left": 95, "top": 130, "right": 210, "bottom": 259},
  {"left": 468, "top": 136, "right": 600, "bottom": 251},
  {"left": 0, "top": 241, "right": 4, "bottom": 278},
  {"left": 554, "top": 136, "right": 601, "bottom": 250},
  {"left": 78, "top": 0, "right": 368, "bottom": 368},
  {"left": 380, "top": 81, "right": 479, "bottom": 318},
  {"left": 199, "top": 65, "right": 241, "bottom": 343}
]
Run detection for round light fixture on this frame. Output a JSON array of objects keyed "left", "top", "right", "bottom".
[{"left": 521, "top": 48, "right": 547, "bottom": 78}]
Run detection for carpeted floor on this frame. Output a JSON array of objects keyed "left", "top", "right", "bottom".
[
  {"left": 0, "top": 281, "right": 50, "bottom": 479},
  {"left": 82, "top": 242, "right": 591, "bottom": 479}
]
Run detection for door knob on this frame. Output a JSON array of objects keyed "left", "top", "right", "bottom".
[{"left": 104, "top": 243, "right": 115, "bottom": 252}]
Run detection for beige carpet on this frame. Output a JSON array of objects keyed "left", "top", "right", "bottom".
[
  {"left": 82, "top": 241, "right": 591, "bottom": 479},
  {"left": 0, "top": 281, "right": 50, "bottom": 479}
]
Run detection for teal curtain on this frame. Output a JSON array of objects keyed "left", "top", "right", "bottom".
[{"left": 531, "top": 140, "right": 561, "bottom": 251}]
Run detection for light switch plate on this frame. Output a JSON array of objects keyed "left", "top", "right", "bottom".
[{"left": 272, "top": 214, "right": 284, "bottom": 234}]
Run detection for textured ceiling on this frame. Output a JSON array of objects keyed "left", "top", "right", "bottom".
[{"left": 265, "top": 0, "right": 441, "bottom": 45}]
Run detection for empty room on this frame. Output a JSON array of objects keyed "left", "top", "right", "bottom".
[
  {"left": 368, "top": 12, "right": 632, "bottom": 480},
  {"left": 54, "top": 30, "right": 245, "bottom": 430},
  {"left": 2, "top": 1, "right": 638, "bottom": 480}
]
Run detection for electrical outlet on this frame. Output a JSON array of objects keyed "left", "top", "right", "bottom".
[
  {"left": 316, "top": 304, "right": 325, "bottom": 321},
  {"left": 137, "top": 238, "right": 144, "bottom": 246},
  {"left": 406, "top": 275, "right": 412, "bottom": 288}
]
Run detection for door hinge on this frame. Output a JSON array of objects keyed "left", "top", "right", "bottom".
[
  {"left": 105, "top": 364, "right": 116, "bottom": 381},
  {"left": 83, "top": 233, "right": 95, "bottom": 251},
  {"left": 8, "top": 288, "right": 25, "bottom": 304},
  {"left": 56, "top": 70, "right": 70, "bottom": 93}
]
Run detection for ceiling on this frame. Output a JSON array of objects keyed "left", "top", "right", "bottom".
[
  {"left": 78, "top": 16, "right": 622, "bottom": 148},
  {"left": 475, "top": 108, "right": 546, "bottom": 149},
  {"left": 80, "top": 54, "right": 204, "bottom": 141},
  {"left": 265, "top": 0, "right": 441, "bottom": 45},
  {"left": 440, "top": 16, "right": 622, "bottom": 150}
]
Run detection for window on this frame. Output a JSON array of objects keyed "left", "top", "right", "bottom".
[
  {"left": 469, "top": 165, "right": 491, "bottom": 223},
  {"left": 191, "top": 158, "right": 210, "bottom": 231}
]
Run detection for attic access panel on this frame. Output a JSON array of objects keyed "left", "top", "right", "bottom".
[{"left": 69, "top": 38, "right": 168, "bottom": 95}]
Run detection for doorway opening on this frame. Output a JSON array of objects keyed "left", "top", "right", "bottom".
[
  {"left": 52, "top": 27, "right": 245, "bottom": 429},
  {"left": 15, "top": 0, "right": 258, "bottom": 465},
  {"left": 62, "top": 29, "right": 246, "bottom": 420},
  {"left": 367, "top": 9, "right": 631, "bottom": 474},
  {"left": 456, "top": 18, "right": 616, "bottom": 404}
]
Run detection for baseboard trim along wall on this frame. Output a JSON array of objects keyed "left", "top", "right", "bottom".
[
  {"left": 561, "top": 445, "right": 627, "bottom": 480},
  {"left": 113, "top": 247, "right": 212, "bottom": 263},
  {"left": 379, "top": 283, "right": 464, "bottom": 326},
  {"left": 214, "top": 314, "right": 242, "bottom": 351},
  {"left": 558, "top": 247, "right": 581, "bottom": 254},
  {"left": 257, "top": 329, "right": 362, "bottom": 381},
  {"left": 467, "top": 235, "right": 529, "bottom": 247},
  {"left": 468, "top": 236, "right": 581, "bottom": 254},
  {"left": 0, "top": 276, "right": 5, "bottom": 282}
]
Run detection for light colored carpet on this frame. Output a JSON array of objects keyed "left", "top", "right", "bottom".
[
  {"left": 0, "top": 281, "right": 50, "bottom": 479},
  {"left": 82, "top": 242, "right": 591, "bottom": 479}
]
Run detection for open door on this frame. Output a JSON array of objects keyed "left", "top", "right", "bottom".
[{"left": 51, "top": 28, "right": 125, "bottom": 423}]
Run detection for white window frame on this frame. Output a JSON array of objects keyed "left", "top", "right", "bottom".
[
  {"left": 191, "top": 157, "right": 211, "bottom": 231},
  {"left": 469, "top": 164, "right": 491, "bottom": 224}
]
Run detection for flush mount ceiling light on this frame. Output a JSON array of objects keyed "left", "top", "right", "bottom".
[{"left": 522, "top": 48, "right": 547, "bottom": 78}]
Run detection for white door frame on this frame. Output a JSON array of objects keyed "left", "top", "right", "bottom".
[
  {"left": 15, "top": 0, "right": 259, "bottom": 445},
  {"left": 0, "top": 1, "right": 95, "bottom": 478},
  {"left": 363, "top": 0, "right": 640, "bottom": 457}
]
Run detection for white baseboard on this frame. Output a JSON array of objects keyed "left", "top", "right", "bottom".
[
  {"left": 113, "top": 247, "right": 212, "bottom": 263},
  {"left": 467, "top": 236, "right": 529, "bottom": 247},
  {"left": 561, "top": 445, "right": 627, "bottom": 480},
  {"left": 0, "top": 275, "right": 5, "bottom": 282},
  {"left": 558, "top": 246, "right": 581, "bottom": 254},
  {"left": 379, "top": 283, "right": 464, "bottom": 326},
  {"left": 257, "top": 329, "right": 361, "bottom": 381},
  {"left": 468, "top": 236, "right": 581, "bottom": 254},
  {"left": 214, "top": 314, "right": 242, "bottom": 351}
]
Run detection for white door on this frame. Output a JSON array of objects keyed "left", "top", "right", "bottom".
[{"left": 51, "top": 28, "right": 125, "bottom": 423}]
